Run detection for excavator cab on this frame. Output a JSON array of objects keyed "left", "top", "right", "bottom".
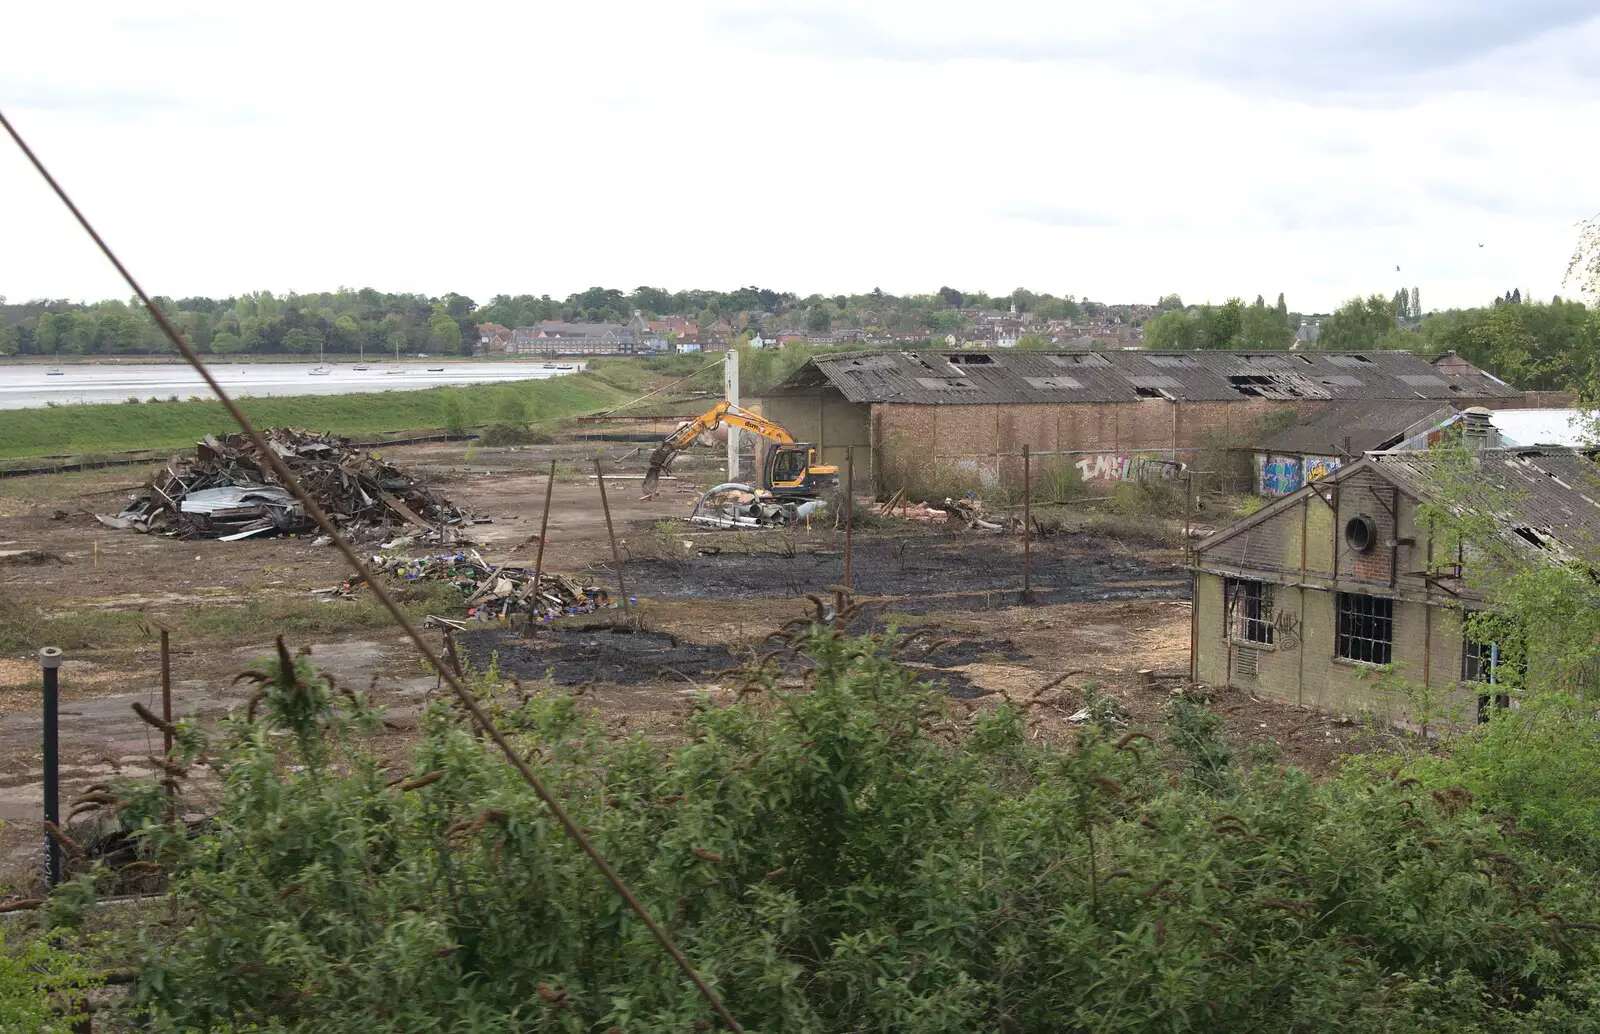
[{"left": 763, "top": 443, "right": 839, "bottom": 499}]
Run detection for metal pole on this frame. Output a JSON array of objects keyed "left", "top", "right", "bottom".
[
  {"left": 595, "top": 458, "right": 632, "bottom": 614},
  {"left": 1022, "top": 445, "right": 1034, "bottom": 603},
  {"left": 158, "top": 626, "right": 175, "bottom": 821},
  {"left": 843, "top": 447, "right": 854, "bottom": 592},
  {"left": 724, "top": 348, "right": 740, "bottom": 482},
  {"left": 41, "top": 646, "right": 62, "bottom": 888}
]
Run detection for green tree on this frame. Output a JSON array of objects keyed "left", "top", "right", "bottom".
[
  {"left": 427, "top": 312, "right": 463, "bottom": 354},
  {"left": 806, "top": 305, "right": 832, "bottom": 333},
  {"left": 1319, "top": 294, "right": 1399, "bottom": 350},
  {"left": 1238, "top": 297, "right": 1294, "bottom": 350},
  {"left": 1197, "top": 298, "right": 1245, "bottom": 349},
  {"left": 1144, "top": 309, "right": 1200, "bottom": 349},
  {"left": 1015, "top": 332, "right": 1050, "bottom": 349},
  {"left": 209, "top": 330, "right": 245, "bottom": 355}
]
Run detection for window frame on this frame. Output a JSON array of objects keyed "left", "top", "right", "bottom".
[
  {"left": 1335, "top": 592, "right": 1393, "bottom": 665},
  {"left": 1225, "top": 577, "right": 1275, "bottom": 646}
]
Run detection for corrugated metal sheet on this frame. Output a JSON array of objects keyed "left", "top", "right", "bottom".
[
  {"left": 774, "top": 350, "right": 1523, "bottom": 406},
  {"left": 1259, "top": 401, "right": 1453, "bottom": 455},
  {"left": 1371, "top": 448, "right": 1600, "bottom": 562}
]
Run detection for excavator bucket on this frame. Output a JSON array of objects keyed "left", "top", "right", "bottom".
[{"left": 641, "top": 444, "right": 674, "bottom": 494}]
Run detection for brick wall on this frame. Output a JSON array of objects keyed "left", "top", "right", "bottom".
[{"left": 1195, "top": 474, "right": 1479, "bottom": 724}]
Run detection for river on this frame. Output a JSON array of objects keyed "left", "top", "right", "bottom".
[{"left": 0, "top": 360, "right": 586, "bottom": 410}]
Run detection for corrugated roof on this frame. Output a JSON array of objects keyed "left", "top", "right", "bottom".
[
  {"left": 770, "top": 349, "right": 1523, "bottom": 405},
  {"left": 1369, "top": 448, "right": 1600, "bottom": 563},
  {"left": 1258, "top": 400, "right": 1454, "bottom": 455}
]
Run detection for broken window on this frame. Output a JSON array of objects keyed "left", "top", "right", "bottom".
[
  {"left": 1336, "top": 592, "right": 1393, "bottom": 664},
  {"left": 1227, "top": 578, "right": 1274, "bottom": 645}
]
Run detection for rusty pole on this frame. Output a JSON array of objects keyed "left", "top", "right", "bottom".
[
  {"left": 595, "top": 458, "right": 632, "bottom": 614},
  {"left": 843, "top": 447, "right": 854, "bottom": 592},
  {"left": 41, "top": 646, "right": 62, "bottom": 888},
  {"left": 1022, "top": 445, "right": 1034, "bottom": 603},
  {"left": 531, "top": 457, "right": 555, "bottom": 600}
]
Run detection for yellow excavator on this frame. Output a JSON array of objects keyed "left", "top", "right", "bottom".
[{"left": 642, "top": 401, "right": 840, "bottom": 498}]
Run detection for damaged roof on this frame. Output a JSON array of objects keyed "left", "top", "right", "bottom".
[
  {"left": 1197, "top": 446, "right": 1600, "bottom": 567},
  {"left": 1257, "top": 400, "right": 1455, "bottom": 456},
  {"left": 768, "top": 349, "right": 1523, "bottom": 405},
  {"left": 1369, "top": 448, "right": 1600, "bottom": 563}
]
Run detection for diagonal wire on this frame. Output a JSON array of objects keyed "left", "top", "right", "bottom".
[{"left": 0, "top": 108, "right": 744, "bottom": 1034}]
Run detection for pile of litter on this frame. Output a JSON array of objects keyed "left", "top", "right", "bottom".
[
  {"left": 688, "top": 482, "right": 826, "bottom": 529},
  {"left": 331, "top": 550, "right": 625, "bottom": 623},
  {"left": 96, "top": 428, "right": 475, "bottom": 542}
]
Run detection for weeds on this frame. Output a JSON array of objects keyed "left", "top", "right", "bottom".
[{"left": 42, "top": 625, "right": 1600, "bottom": 1033}]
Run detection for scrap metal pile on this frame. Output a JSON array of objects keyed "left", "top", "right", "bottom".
[
  {"left": 97, "top": 428, "right": 474, "bottom": 542},
  {"left": 336, "top": 550, "right": 622, "bottom": 623},
  {"left": 688, "top": 482, "right": 827, "bottom": 529}
]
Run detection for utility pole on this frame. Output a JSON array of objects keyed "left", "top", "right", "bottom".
[{"left": 725, "top": 348, "right": 740, "bottom": 482}]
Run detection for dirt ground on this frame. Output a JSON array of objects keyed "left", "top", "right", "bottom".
[{"left": 0, "top": 438, "right": 1371, "bottom": 888}]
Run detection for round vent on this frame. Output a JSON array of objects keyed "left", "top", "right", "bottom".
[{"left": 1345, "top": 515, "right": 1377, "bottom": 553}]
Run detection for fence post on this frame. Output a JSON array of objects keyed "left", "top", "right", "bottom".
[
  {"left": 1021, "top": 445, "right": 1036, "bottom": 604},
  {"left": 594, "top": 459, "right": 632, "bottom": 615},
  {"left": 843, "top": 447, "right": 854, "bottom": 592},
  {"left": 41, "top": 646, "right": 62, "bottom": 888}
]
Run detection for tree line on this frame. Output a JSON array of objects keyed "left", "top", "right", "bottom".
[
  {"left": 0, "top": 284, "right": 1145, "bottom": 358},
  {"left": 1142, "top": 288, "right": 1598, "bottom": 395}
]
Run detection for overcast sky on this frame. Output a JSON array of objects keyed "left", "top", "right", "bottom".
[{"left": 2, "top": 1, "right": 1597, "bottom": 313}]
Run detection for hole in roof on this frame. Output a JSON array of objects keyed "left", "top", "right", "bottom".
[
  {"left": 1134, "top": 386, "right": 1164, "bottom": 399},
  {"left": 902, "top": 352, "right": 938, "bottom": 372},
  {"left": 1024, "top": 376, "right": 1082, "bottom": 390},
  {"left": 1513, "top": 527, "right": 1548, "bottom": 549},
  {"left": 1294, "top": 355, "right": 1314, "bottom": 365},
  {"left": 948, "top": 353, "right": 994, "bottom": 365},
  {"left": 1147, "top": 355, "right": 1197, "bottom": 368}
]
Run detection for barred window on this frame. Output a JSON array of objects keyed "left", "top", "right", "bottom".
[
  {"left": 1336, "top": 593, "right": 1392, "bottom": 665},
  {"left": 1226, "top": 578, "right": 1274, "bottom": 645}
]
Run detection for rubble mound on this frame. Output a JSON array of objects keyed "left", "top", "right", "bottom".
[{"left": 97, "top": 428, "right": 472, "bottom": 541}]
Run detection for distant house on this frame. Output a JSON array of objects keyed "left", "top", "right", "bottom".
[
  {"left": 509, "top": 322, "right": 638, "bottom": 357},
  {"left": 476, "top": 323, "right": 512, "bottom": 355}
]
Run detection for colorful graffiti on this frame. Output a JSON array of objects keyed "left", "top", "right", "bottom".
[
  {"left": 1258, "top": 454, "right": 1304, "bottom": 496},
  {"left": 1304, "top": 456, "right": 1341, "bottom": 483}
]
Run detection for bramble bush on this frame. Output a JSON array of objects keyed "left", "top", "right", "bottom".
[{"left": 47, "top": 626, "right": 1600, "bottom": 1032}]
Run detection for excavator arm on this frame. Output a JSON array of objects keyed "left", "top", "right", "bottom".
[{"left": 643, "top": 401, "right": 796, "bottom": 492}]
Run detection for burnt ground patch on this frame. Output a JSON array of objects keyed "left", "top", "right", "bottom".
[
  {"left": 459, "top": 621, "right": 1028, "bottom": 699},
  {"left": 461, "top": 625, "right": 738, "bottom": 687},
  {"left": 606, "top": 532, "right": 1187, "bottom": 613}
]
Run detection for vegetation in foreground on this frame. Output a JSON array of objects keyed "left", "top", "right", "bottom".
[{"left": 11, "top": 613, "right": 1600, "bottom": 1034}]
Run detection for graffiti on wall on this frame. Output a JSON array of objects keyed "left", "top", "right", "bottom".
[
  {"left": 1257, "top": 454, "right": 1304, "bottom": 496},
  {"left": 1074, "top": 453, "right": 1185, "bottom": 483},
  {"left": 1304, "top": 456, "right": 1341, "bottom": 483},
  {"left": 1076, "top": 453, "right": 1133, "bottom": 482}
]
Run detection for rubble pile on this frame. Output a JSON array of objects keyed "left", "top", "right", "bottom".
[
  {"left": 688, "top": 482, "right": 826, "bottom": 529},
  {"left": 97, "top": 428, "right": 474, "bottom": 542},
  {"left": 337, "top": 550, "right": 623, "bottom": 623}
]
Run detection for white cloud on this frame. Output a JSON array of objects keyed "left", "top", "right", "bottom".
[{"left": 1, "top": 0, "right": 1595, "bottom": 312}]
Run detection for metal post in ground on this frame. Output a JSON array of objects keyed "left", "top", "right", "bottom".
[
  {"left": 40, "top": 645, "right": 62, "bottom": 888},
  {"left": 594, "top": 458, "right": 632, "bottom": 615},
  {"left": 843, "top": 447, "right": 854, "bottom": 593},
  {"left": 1021, "top": 445, "right": 1036, "bottom": 604},
  {"left": 513, "top": 458, "right": 558, "bottom": 619}
]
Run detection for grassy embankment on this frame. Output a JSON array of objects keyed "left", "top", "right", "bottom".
[{"left": 0, "top": 357, "right": 717, "bottom": 463}]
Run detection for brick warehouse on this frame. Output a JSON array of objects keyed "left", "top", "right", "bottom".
[
  {"left": 759, "top": 350, "right": 1527, "bottom": 495},
  {"left": 1190, "top": 445, "right": 1600, "bottom": 723}
]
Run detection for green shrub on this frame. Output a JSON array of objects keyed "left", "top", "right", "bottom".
[
  {"left": 0, "top": 918, "right": 97, "bottom": 1033},
  {"left": 82, "top": 624, "right": 1600, "bottom": 1033}
]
